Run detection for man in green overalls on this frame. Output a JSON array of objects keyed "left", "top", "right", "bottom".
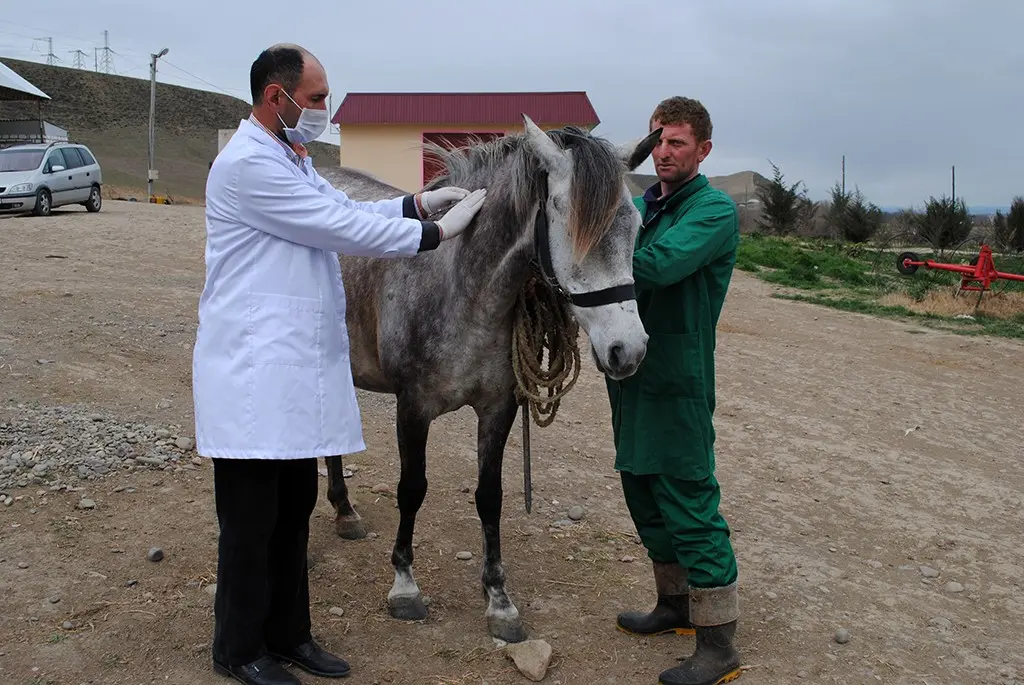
[{"left": 607, "top": 96, "right": 742, "bottom": 685}]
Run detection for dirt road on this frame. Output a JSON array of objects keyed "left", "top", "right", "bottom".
[{"left": 1, "top": 201, "right": 1021, "bottom": 685}]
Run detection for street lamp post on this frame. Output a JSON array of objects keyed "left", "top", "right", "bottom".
[{"left": 148, "top": 47, "right": 169, "bottom": 200}]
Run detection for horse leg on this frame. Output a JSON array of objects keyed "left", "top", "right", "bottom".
[
  {"left": 325, "top": 454, "right": 367, "bottom": 540},
  {"left": 475, "top": 394, "right": 528, "bottom": 643},
  {"left": 387, "top": 397, "right": 431, "bottom": 621}
]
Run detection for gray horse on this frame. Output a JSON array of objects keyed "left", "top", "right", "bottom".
[{"left": 319, "top": 115, "right": 660, "bottom": 642}]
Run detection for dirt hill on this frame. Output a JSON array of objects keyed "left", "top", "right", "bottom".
[
  {"left": 0, "top": 58, "right": 338, "bottom": 201},
  {"left": 627, "top": 170, "right": 768, "bottom": 206}
]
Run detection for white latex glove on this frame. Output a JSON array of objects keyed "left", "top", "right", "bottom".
[
  {"left": 417, "top": 187, "right": 470, "bottom": 216},
  {"left": 436, "top": 188, "right": 487, "bottom": 240}
]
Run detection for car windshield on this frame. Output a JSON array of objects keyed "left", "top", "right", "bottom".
[{"left": 0, "top": 149, "right": 45, "bottom": 172}]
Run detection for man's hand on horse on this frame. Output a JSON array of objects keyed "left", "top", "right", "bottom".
[
  {"left": 436, "top": 188, "right": 487, "bottom": 241},
  {"left": 416, "top": 187, "right": 471, "bottom": 217}
]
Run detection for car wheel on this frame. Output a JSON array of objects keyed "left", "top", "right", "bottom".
[
  {"left": 85, "top": 185, "right": 102, "bottom": 212},
  {"left": 33, "top": 188, "right": 52, "bottom": 217}
]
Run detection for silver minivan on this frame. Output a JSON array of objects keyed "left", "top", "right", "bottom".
[{"left": 0, "top": 142, "right": 103, "bottom": 216}]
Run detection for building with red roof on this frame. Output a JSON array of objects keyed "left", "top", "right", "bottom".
[{"left": 331, "top": 91, "right": 600, "bottom": 191}]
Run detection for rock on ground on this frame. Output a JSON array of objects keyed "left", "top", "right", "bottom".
[{"left": 504, "top": 639, "right": 553, "bottom": 682}]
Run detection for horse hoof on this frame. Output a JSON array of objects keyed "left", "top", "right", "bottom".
[
  {"left": 488, "top": 615, "right": 528, "bottom": 643},
  {"left": 334, "top": 515, "right": 367, "bottom": 540},
  {"left": 389, "top": 595, "right": 429, "bottom": 621}
]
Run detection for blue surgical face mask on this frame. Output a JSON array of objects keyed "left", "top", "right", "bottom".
[{"left": 277, "top": 89, "right": 329, "bottom": 145}]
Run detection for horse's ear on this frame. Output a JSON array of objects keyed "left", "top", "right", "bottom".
[
  {"left": 522, "top": 113, "right": 569, "bottom": 175},
  {"left": 617, "top": 127, "right": 663, "bottom": 171}
]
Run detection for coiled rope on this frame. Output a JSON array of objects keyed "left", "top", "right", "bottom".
[{"left": 511, "top": 272, "right": 581, "bottom": 427}]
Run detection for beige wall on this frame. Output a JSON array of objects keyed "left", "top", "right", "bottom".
[{"left": 337, "top": 122, "right": 586, "bottom": 193}]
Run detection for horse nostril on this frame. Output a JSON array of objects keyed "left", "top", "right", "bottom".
[{"left": 609, "top": 342, "right": 625, "bottom": 371}]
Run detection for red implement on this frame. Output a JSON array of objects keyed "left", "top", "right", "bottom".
[{"left": 897, "top": 244, "right": 1024, "bottom": 292}]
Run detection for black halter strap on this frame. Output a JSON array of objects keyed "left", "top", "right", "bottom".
[{"left": 532, "top": 181, "right": 636, "bottom": 308}]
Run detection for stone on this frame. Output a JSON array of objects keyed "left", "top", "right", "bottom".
[
  {"left": 328, "top": 606, "right": 345, "bottom": 617},
  {"left": 456, "top": 551, "right": 473, "bottom": 561},
  {"left": 174, "top": 437, "right": 195, "bottom": 451},
  {"left": 77, "top": 498, "right": 96, "bottom": 510},
  {"left": 371, "top": 483, "right": 391, "bottom": 495},
  {"left": 834, "top": 628, "right": 850, "bottom": 644},
  {"left": 204, "top": 583, "right": 217, "bottom": 597},
  {"left": 504, "top": 639, "right": 553, "bottom": 682},
  {"left": 929, "top": 617, "right": 953, "bottom": 631},
  {"left": 567, "top": 506, "right": 585, "bottom": 521},
  {"left": 147, "top": 547, "right": 164, "bottom": 562},
  {"left": 920, "top": 565, "right": 940, "bottom": 578},
  {"left": 945, "top": 581, "right": 964, "bottom": 593},
  {"left": 62, "top": 621, "right": 74, "bottom": 630}
]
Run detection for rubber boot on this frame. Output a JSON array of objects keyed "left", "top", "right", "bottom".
[
  {"left": 658, "top": 583, "right": 742, "bottom": 685},
  {"left": 616, "top": 561, "right": 695, "bottom": 636}
]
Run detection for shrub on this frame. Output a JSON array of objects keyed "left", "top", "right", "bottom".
[
  {"left": 915, "top": 195, "right": 973, "bottom": 250},
  {"left": 754, "top": 160, "right": 810, "bottom": 236}
]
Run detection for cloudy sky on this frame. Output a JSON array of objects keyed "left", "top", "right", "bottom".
[{"left": 2, "top": 1, "right": 1019, "bottom": 208}]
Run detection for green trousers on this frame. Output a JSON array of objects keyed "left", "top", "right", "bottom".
[{"left": 620, "top": 470, "right": 737, "bottom": 589}]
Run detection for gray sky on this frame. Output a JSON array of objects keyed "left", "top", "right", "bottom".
[{"left": 2, "top": 0, "right": 1020, "bottom": 208}]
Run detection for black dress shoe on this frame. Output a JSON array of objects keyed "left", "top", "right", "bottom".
[
  {"left": 213, "top": 655, "right": 301, "bottom": 685},
  {"left": 268, "top": 640, "right": 351, "bottom": 678}
]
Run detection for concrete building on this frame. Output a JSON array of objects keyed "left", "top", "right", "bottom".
[{"left": 331, "top": 92, "right": 600, "bottom": 192}]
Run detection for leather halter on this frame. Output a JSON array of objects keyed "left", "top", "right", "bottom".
[{"left": 532, "top": 179, "right": 637, "bottom": 308}]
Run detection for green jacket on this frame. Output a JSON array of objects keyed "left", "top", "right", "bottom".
[{"left": 606, "top": 173, "right": 739, "bottom": 479}]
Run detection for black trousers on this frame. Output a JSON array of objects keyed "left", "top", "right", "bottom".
[{"left": 212, "top": 457, "right": 319, "bottom": 666}]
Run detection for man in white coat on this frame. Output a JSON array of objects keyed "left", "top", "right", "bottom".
[{"left": 193, "top": 43, "right": 486, "bottom": 685}]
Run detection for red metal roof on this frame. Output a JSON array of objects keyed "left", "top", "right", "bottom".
[{"left": 331, "top": 92, "right": 599, "bottom": 127}]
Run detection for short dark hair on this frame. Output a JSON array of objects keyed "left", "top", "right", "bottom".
[
  {"left": 650, "top": 96, "right": 713, "bottom": 142},
  {"left": 250, "top": 45, "right": 306, "bottom": 105}
]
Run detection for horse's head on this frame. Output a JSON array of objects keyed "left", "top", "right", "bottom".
[{"left": 521, "top": 115, "right": 661, "bottom": 380}]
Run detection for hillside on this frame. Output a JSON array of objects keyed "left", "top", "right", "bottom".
[
  {"left": 627, "top": 170, "right": 768, "bottom": 206},
  {"left": 0, "top": 58, "right": 338, "bottom": 201}
]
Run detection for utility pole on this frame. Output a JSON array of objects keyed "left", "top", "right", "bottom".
[
  {"left": 841, "top": 155, "right": 846, "bottom": 195},
  {"left": 37, "top": 37, "right": 58, "bottom": 65},
  {"left": 98, "top": 30, "right": 114, "bottom": 74},
  {"left": 951, "top": 165, "right": 955, "bottom": 200},
  {"left": 69, "top": 49, "right": 88, "bottom": 69},
  {"left": 148, "top": 48, "right": 169, "bottom": 200}
]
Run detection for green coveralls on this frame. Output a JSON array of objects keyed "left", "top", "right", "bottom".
[{"left": 606, "top": 173, "right": 739, "bottom": 590}]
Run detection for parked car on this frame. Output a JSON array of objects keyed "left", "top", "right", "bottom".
[{"left": 0, "top": 142, "right": 103, "bottom": 216}]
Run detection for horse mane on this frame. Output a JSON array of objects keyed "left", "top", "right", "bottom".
[{"left": 421, "top": 126, "right": 624, "bottom": 261}]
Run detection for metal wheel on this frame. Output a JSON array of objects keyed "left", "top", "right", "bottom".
[
  {"left": 33, "top": 188, "right": 52, "bottom": 217},
  {"left": 85, "top": 185, "right": 102, "bottom": 213},
  {"left": 870, "top": 227, "right": 922, "bottom": 278}
]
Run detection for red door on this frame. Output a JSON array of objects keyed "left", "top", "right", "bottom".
[{"left": 422, "top": 132, "right": 504, "bottom": 185}]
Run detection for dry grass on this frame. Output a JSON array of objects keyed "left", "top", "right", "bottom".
[{"left": 879, "top": 289, "right": 1024, "bottom": 318}]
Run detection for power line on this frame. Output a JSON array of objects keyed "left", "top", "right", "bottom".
[{"left": 160, "top": 58, "right": 248, "bottom": 99}]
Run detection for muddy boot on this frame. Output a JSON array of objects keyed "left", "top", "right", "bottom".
[
  {"left": 616, "top": 561, "right": 695, "bottom": 636},
  {"left": 658, "top": 583, "right": 742, "bottom": 685}
]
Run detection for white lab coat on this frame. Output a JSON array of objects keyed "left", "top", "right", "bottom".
[{"left": 192, "top": 117, "right": 425, "bottom": 459}]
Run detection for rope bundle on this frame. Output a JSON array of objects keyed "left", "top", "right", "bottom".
[{"left": 511, "top": 272, "right": 581, "bottom": 427}]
